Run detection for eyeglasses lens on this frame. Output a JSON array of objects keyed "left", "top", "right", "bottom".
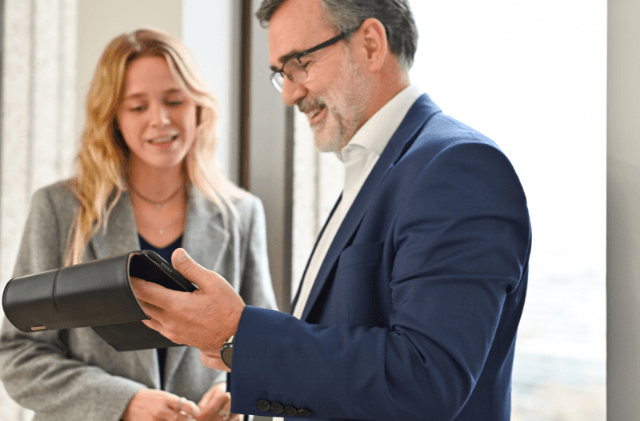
[
  {"left": 271, "top": 72, "right": 285, "bottom": 92},
  {"left": 272, "top": 61, "right": 308, "bottom": 93}
]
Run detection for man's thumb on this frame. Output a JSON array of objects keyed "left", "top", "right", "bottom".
[{"left": 171, "top": 248, "right": 210, "bottom": 289}]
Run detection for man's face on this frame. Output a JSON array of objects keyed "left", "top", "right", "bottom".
[{"left": 268, "top": 0, "right": 371, "bottom": 152}]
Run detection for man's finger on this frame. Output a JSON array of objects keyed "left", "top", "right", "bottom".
[
  {"left": 141, "top": 317, "right": 167, "bottom": 335},
  {"left": 130, "top": 276, "right": 182, "bottom": 309},
  {"left": 134, "top": 296, "right": 164, "bottom": 317},
  {"left": 139, "top": 304, "right": 161, "bottom": 322}
]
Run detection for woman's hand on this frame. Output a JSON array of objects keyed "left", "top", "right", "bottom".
[
  {"left": 197, "top": 382, "right": 242, "bottom": 421},
  {"left": 122, "top": 389, "right": 201, "bottom": 421}
]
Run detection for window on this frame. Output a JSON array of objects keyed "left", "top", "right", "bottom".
[{"left": 409, "top": 2, "right": 606, "bottom": 418}]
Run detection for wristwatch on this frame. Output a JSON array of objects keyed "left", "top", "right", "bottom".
[{"left": 220, "top": 335, "right": 234, "bottom": 369}]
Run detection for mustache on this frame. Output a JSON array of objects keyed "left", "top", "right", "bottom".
[{"left": 297, "top": 97, "right": 326, "bottom": 114}]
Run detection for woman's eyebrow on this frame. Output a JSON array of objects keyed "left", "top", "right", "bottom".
[{"left": 123, "top": 92, "right": 146, "bottom": 100}]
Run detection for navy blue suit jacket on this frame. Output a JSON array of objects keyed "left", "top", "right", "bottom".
[{"left": 230, "top": 94, "right": 531, "bottom": 421}]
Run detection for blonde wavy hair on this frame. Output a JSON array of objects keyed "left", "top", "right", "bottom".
[{"left": 64, "top": 28, "right": 245, "bottom": 266}]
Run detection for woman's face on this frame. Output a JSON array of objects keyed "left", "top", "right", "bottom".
[{"left": 117, "top": 55, "right": 197, "bottom": 172}]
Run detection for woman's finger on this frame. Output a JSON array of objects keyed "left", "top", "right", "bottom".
[
  {"left": 197, "top": 383, "right": 232, "bottom": 421},
  {"left": 173, "top": 396, "right": 201, "bottom": 420}
]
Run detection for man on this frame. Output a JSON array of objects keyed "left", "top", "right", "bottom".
[{"left": 131, "top": 0, "right": 531, "bottom": 420}]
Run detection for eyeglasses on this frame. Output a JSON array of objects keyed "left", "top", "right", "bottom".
[{"left": 270, "top": 29, "right": 356, "bottom": 93}]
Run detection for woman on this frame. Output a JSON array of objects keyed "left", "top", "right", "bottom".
[{"left": 0, "top": 28, "right": 277, "bottom": 421}]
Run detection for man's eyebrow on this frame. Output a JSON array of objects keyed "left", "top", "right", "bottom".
[{"left": 269, "top": 50, "right": 303, "bottom": 72}]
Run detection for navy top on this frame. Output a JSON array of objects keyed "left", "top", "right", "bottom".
[
  {"left": 138, "top": 234, "right": 183, "bottom": 390},
  {"left": 138, "top": 234, "right": 183, "bottom": 265}
]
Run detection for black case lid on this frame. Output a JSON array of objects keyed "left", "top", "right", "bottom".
[{"left": 2, "top": 251, "right": 194, "bottom": 351}]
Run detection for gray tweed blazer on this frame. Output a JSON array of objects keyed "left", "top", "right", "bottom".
[{"left": 0, "top": 181, "right": 278, "bottom": 421}]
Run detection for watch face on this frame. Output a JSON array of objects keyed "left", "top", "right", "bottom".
[{"left": 221, "top": 346, "right": 233, "bottom": 368}]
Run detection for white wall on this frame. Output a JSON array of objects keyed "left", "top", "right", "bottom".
[
  {"left": 182, "top": 0, "right": 242, "bottom": 183},
  {"left": 410, "top": 2, "right": 607, "bottom": 419},
  {"left": 607, "top": 0, "right": 640, "bottom": 419}
]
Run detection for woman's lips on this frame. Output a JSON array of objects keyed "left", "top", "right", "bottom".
[{"left": 149, "top": 134, "right": 178, "bottom": 149}]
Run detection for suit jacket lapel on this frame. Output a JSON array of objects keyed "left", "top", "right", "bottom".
[
  {"left": 299, "top": 94, "right": 442, "bottom": 321},
  {"left": 290, "top": 193, "right": 342, "bottom": 313}
]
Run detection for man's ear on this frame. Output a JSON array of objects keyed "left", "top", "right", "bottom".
[{"left": 356, "top": 18, "right": 389, "bottom": 72}]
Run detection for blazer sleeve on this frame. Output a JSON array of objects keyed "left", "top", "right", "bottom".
[
  {"left": 228, "top": 142, "right": 531, "bottom": 420},
  {"left": 0, "top": 187, "right": 144, "bottom": 421},
  {"left": 238, "top": 196, "right": 278, "bottom": 311}
]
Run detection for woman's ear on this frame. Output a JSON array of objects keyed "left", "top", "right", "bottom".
[{"left": 356, "top": 18, "right": 389, "bottom": 72}]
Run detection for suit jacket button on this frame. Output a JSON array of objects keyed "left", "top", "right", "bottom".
[
  {"left": 257, "top": 399, "right": 271, "bottom": 412},
  {"left": 270, "top": 402, "right": 284, "bottom": 414},
  {"left": 284, "top": 406, "right": 297, "bottom": 417},
  {"left": 297, "top": 408, "right": 311, "bottom": 417}
]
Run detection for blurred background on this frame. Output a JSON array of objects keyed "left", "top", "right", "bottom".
[{"left": 1, "top": 0, "right": 638, "bottom": 420}]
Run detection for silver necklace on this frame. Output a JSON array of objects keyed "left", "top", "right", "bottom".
[{"left": 129, "top": 184, "right": 183, "bottom": 209}]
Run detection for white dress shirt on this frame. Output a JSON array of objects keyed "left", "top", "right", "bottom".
[{"left": 291, "top": 85, "right": 422, "bottom": 320}]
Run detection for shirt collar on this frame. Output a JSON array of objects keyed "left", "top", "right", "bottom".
[{"left": 338, "top": 84, "right": 423, "bottom": 162}]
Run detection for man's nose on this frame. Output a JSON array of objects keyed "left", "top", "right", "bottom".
[{"left": 281, "top": 78, "right": 307, "bottom": 107}]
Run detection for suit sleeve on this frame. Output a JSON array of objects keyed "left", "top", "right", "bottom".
[
  {"left": 229, "top": 143, "right": 530, "bottom": 420},
  {"left": 0, "top": 188, "right": 144, "bottom": 421},
  {"left": 238, "top": 196, "right": 278, "bottom": 311}
]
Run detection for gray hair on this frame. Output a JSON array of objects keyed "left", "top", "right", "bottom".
[{"left": 256, "top": 0, "right": 418, "bottom": 70}]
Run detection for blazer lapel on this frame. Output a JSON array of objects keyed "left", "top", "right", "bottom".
[
  {"left": 89, "top": 191, "right": 140, "bottom": 260},
  {"left": 91, "top": 187, "right": 229, "bottom": 266},
  {"left": 299, "top": 94, "right": 442, "bottom": 321},
  {"left": 163, "top": 187, "right": 229, "bottom": 380},
  {"left": 89, "top": 187, "right": 229, "bottom": 387},
  {"left": 182, "top": 187, "right": 229, "bottom": 272},
  {"left": 163, "top": 346, "right": 189, "bottom": 390},
  {"left": 87, "top": 191, "right": 161, "bottom": 386}
]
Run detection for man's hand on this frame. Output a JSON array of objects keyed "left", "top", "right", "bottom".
[
  {"left": 130, "top": 248, "right": 246, "bottom": 354},
  {"left": 200, "top": 349, "right": 229, "bottom": 372}
]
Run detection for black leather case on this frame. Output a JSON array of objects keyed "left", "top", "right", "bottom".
[{"left": 2, "top": 250, "right": 196, "bottom": 351}]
